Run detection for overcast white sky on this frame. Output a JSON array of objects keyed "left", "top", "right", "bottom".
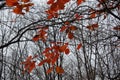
[{"left": 32, "top": 0, "right": 47, "bottom": 5}]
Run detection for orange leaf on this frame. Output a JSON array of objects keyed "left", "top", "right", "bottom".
[
  {"left": 47, "top": 0, "right": 54, "bottom": 4},
  {"left": 60, "top": 26, "right": 67, "bottom": 32},
  {"left": 13, "top": 5, "right": 24, "bottom": 15},
  {"left": 58, "top": 0, "right": 70, "bottom": 4},
  {"left": 26, "top": 3, "right": 34, "bottom": 6},
  {"left": 6, "top": 0, "right": 18, "bottom": 7},
  {"left": 21, "top": 56, "right": 36, "bottom": 73},
  {"left": 47, "top": 14, "right": 53, "bottom": 19},
  {"left": 25, "top": 6, "right": 29, "bottom": 12},
  {"left": 39, "top": 30, "right": 47, "bottom": 36},
  {"left": 59, "top": 44, "right": 67, "bottom": 52},
  {"left": 113, "top": 26, "right": 120, "bottom": 31},
  {"left": 77, "top": 0, "right": 83, "bottom": 5},
  {"left": 21, "top": 0, "right": 30, "bottom": 3},
  {"left": 65, "top": 21, "right": 70, "bottom": 25},
  {"left": 90, "top": 13, "right": 96, "bottom": 18},
  {"left": 21, "top": 55, "right": 32, "bottom": 64},
  {"left": 56, "top": 42, "right": 63, "bottom": 44},
  {"left": 69, "top": 26, "right": 77, "bottom": 30},
  {"left": 86, "top": 23, "right": 98, "bottom": 31},
  {"left": 54, "top": 13, "right": 58, "bottom": 18},
  {"left": 46, "top": 67, "right": 53, "bottom": 74},
  {"left": 56, "top": 66, "right": 64, "bottom": 74},
  {"left": 58, "top": 3, "right": 64, "bottom": 10},
  {"left": 65, "top": 48, "right": 70, "bottom": 55},
  {"left": 32, "top": 35, "right": 40, "bottom": 41},
  {"left": 26, "top": 56, "right": 32, "bottom": 61},
  {"left": 77, "top": 43, "right": 82, "bottom": 50},
  {"left": 50, "top": 3, "right": 59, "bottom": 11},
  {"left": 46, "top": 59, "right": 51, "bottom": 64},
  {"left": 68, "top": 32, "right": 74, "bottom": 39},
  {"left": 42, "top": 47, "right": 51, "bottom": 54},
  {"left": 45, "top": 10, "right": 53, "bottom": 15},
  {"left": 28, "top": 61, "right": 36, "bottom": 73}
]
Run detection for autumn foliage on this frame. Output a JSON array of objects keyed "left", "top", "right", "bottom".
[
  {"left": 6, "top": 0, "right": 34, "bottom": 14},
  {"left": 5, "top": 0, "right": 119, "bottom": 75}
]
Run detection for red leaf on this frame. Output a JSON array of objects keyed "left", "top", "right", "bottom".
[
  {"left": 65, "top": 48, "right": 70, "bottom": 55},
  {"left": 56, "top": 42, "right": 63, "bottom": 44},
  {"left": 113, "top": 26, "right": 120, "bottom": 31},
  {"left": 25, "top": 6, "right": 29, "bottom": 12},
  {"left": 46, "top": 67, "right": 53, "bottom": 74},
  {"left": 54, "top": 13, "right": 58, "bottom": 18},
  {"left": 42, "top": 47, "right": 51, "bottom": 54},
  {"left": 28, "top": 61, "right": 36, "bottom": 73},
  {"left": 69, "top": 26, "right": 78, "bottom": 30},
  {"left": 90, "top": 13, "right": 96, "bottom": 18},
  {"left": 6, "top": 0, "right": 18, "bottom": 7},
  {"left": 47, "top": 14, "right": 53, "bottom": 19},
  {"left": 59, "top": 44, "right": 67, "bottom": 52},
  {"left": 25, "top": 3, "right": 34, "bottom": 6},
  {"left": 47, "top": 0, "right": 55, "bottom": 4},
  {"left": 39, "top": 30, "right": 47, "bottom": 36},
  {"left": 45, "top": 53, "right": 53, "bottom": 58},
  {"left": 21, "top": 56, "right": 36, "bottom": 73},
  {"left": 32, "top": 35, "right": 40, "bottom": 41},
  {"left": 77, "top": 0, "right": 83, "bottom": 5},
  {"left": 58, "top": 4, "right": 64, "bottom": 10},
  {"left": 13, "top": 5, "right": 24, "bottom": 15},
  {"left": 58, "top": 0, "right": 70, "bottom": 4},
  {"left": 65, "top": 21, "right": 70, "bottom": 25},
  {"left": 77, "top": 43, "right": 82, "bottom": 50},
  {"left": 86, "top": 23, "right": 98, "bottom": 31},
  {"left": 56, "top": 66, "right": 64, "bottom": 74},
  {"left": 21, "top": 0, "right": 30, "bottom": 3},
  {"left": 26, "top": 56, "right": 32, "bottom": 61},
  {"left": 68, "top": 32, "right": 74, "bottom": 39},
  {"left": 21, "top": 55, "right": 32, "bottom": 65},
  {"left": 60, "top": 26, "right": 67, "bottom": 32},
  {"left": 50, "top": 3, "right": 59, "bottom": 11}
]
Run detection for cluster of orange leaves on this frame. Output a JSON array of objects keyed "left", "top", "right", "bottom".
[
  {"left": 46, "top": 0, "right": 70, "bottom": 19},
  {"left": 20, "top": 0, "right": 84, "bottom": 73},
  {"left": 46, "top": 0, "right": 85, "bottom": 19},
  {"left": 38, "top": 42, "right": 69, "bottom": 74},
  {"left": 21, "top": 42, "right": 82, "bottom": 74},
  {"left": 86, "top": 23, "right": 99, "bottom": 31},
  {"left": 31, "top": 24, "right": 81, "bottom": 74},
  {"left": 32, "top": 26, "right": 48, "bottom": 42},
  {"left": 60, "top": 23, "right": 78, "bottom": 39},
  {"left": 6, "top": 0, "right": 118, "bottom": 75},
  {"left": 21, "top": 55, "right": 38, "bottom": 73},
  {"left": 6, "top": 0, "right": 34, "bottom": 14}
]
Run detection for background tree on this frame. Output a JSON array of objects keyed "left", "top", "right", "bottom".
[{"left": 0, "top": 0, "right": 119, "bottom": 80}]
